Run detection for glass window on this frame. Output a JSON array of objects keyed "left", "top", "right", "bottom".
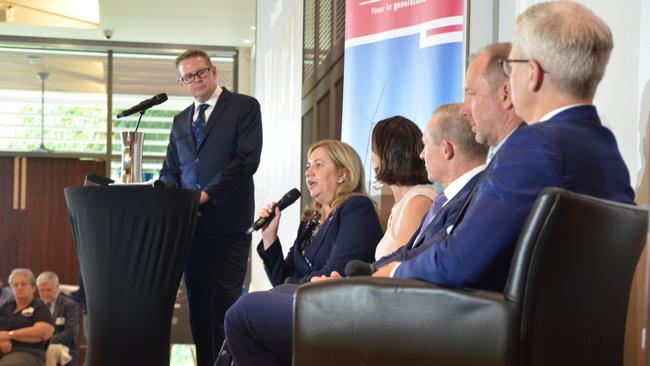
[
  {"left": 0, "top": 44, "right": 237, "bottom": 181},
  {"left": 0, "top": 47, "right": 108, "bottom": 153}
]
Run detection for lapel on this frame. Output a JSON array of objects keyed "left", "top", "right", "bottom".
[
  {"left": 405, "top": 219, "right": 426, "bottom": 250},
  {"left": 179, "top": 106, "right": 197, "bottom": 152},
  {"left": 411, "top": 185, "right": 470, "bottom": 249},
  {"left": 447, "top": 170, "right": 487, "bottom": 236},
  {"left": 196, "top": 87, "right": 232, "bottom": 152},
  {"left": 52, "top": 296, "right": 61, "bottom": 318},
  {"left": 304, "top": 212, "right": 335, "bottom": 264},
  {"left": 448, "top": 122, "right": 527, "bottom": 234}
]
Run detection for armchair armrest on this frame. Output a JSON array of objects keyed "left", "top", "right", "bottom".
[{"left": 293, "top": 277, "right": 518, "bottom": 366}]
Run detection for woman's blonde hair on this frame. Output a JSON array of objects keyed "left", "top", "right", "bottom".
[{"left": 302, "top": 140, "right": 366, "bottom": 221}]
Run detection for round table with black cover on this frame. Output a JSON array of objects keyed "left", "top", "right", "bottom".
[{"left": 64, "top": 186, "right": 199, "bottom": 366}]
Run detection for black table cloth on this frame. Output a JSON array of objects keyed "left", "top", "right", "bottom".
[{"left": 65, "top": 186, "right": 199, "bottom": 366}]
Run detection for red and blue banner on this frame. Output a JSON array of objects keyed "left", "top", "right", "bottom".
[{"left": 341, "top": 0, "right": 465, "bottom": 188}]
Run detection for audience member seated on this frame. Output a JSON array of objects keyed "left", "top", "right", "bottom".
[
  {"left": 370, "top": 116, "right": 436, "bottom": 259},
  {"left": 256, "top": 140, "right": 383, "bottom": 286},
  {"left": 37, "top": 272, "right": 78, "bottom": 366},
  {"left": 0, "top": 281, "right": 12, "bottom": 308},
  {"left": 0, "top": 268, "right": 54, "bottom": 366}
]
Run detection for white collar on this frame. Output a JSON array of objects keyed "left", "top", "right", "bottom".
[
  {"left": 442, "top": 164, "right": 485, "bottom": 205},
  {"left": 193, "top": 85, "right": 222, "bottom": 109}
]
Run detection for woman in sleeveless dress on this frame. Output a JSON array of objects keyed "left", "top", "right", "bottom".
[{"left": 371, "top": 116, "right": 437, "bottom": 260}]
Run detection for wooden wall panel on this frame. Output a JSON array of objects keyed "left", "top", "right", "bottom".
[{"left": 0, "top": 156, "right": 105, "bottom": 286}]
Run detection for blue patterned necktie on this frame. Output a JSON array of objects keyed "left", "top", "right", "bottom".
[
  {"left": 192, "top": 103, "right": 210, "bottom": 147},
  {"left": 412, "top": 192, "right": 448, "bottom": 247}
]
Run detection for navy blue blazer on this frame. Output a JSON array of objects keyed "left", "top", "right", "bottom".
[
  {"left": 258, "top": 195, "right": 383, "bottom": 286},
  {"left": 395, "top": 105, "right": 635, "bottom": 291},
  {"left": 160, "top": 88, "right": 262, "bottom": 235},
  {"left": 374, "top": 172, "right": 482, "bottom": 268}
]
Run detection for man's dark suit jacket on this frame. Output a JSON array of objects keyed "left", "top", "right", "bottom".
[
  {"left": 374, "top": 172, "right": 482, "bottom": 268},
  {"left": 395, "top": 105, "right": 635, "bottom": 291},
  {"left": 51, "top": 294, "right": 79, "bottom": 360},
  {"left": 159, "top": 87, "right": 263, "bottom": 235},
  {"left": 258, "top": 195, "right": 383, "bottom": 287}
]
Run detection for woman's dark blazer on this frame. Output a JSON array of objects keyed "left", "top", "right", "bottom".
[{"left": 257, "top": 195, "right": 383, "bottom": 286}]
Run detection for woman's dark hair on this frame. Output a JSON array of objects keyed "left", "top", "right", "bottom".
[{"left": 371, "top": 116, "right": 429, "bottom": 186}]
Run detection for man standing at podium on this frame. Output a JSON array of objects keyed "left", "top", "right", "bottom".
[{"left": 160, "top": 49, "right": 262, "bottom": 366}]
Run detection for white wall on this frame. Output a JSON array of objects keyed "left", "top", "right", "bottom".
[
  {"left": 579, "top": 0, "right": 645, "bottom": 189},
  {"left": 250, "top": 0, "right": 303, "bottom": 291},
  {"left": 237, "top": 47, "right": 253, "bottom": 96}
]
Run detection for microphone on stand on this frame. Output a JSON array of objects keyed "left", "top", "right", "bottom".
[
  {"left": 117, "top": 93, "right": 168, "bottom": 118},
  {"left": 246, "top": 188, "right": 301, "bottom": 235}
]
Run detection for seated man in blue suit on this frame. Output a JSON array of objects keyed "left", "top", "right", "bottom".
[{"left": 375, "top": 1, "right": 635, "bottom": 291}]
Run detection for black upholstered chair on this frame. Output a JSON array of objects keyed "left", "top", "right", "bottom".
[{"left": 293, "top": 188, "right": 648, "bottom": 366}]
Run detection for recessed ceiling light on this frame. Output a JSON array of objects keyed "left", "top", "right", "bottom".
[
  {"left": 250, "top": 26, "right": 256, "bottom": 30},
  {"left": 243, "top": 39, "right": 251, "bottom": 44}
]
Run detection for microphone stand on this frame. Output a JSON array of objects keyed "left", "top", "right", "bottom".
[
  {"left": 35, "top": 72, "right": 51, "bottom": 152},
  {"left": 134, "top": 110, "right": 145, "bottom": 133}
]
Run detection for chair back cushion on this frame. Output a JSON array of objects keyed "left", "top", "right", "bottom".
[{"left": 505, "top": 187, "right": 647, "bottom": 366}]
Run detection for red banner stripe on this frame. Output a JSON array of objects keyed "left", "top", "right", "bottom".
[{"left": 426, "top": 24, "right": 464, "bottom": 37}]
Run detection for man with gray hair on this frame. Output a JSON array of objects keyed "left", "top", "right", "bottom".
[
  {"left": 505, "top": 1, "right": 613, "bottom": 123},
  {"left": 36, "top": 272, "right": 78, "bottom": 366}
]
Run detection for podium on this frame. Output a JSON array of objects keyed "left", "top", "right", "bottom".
[{"left": 64, "top": 186, "right": 199, "bottom": 366}]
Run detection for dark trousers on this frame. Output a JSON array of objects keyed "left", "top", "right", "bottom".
[
  {"left": 185, "top": 227, "right": 250, "bottom": 366},
  {"left": 225, "top": 284, "right": 298, "bottom": 366}
]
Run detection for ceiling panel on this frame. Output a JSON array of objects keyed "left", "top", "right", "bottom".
[{"left": 0, "top": 0, "right": 256, "bottom": 47}]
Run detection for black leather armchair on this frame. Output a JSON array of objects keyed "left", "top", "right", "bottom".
[{"left": 293, "top": 188, "right": 648, "bottom": 366}]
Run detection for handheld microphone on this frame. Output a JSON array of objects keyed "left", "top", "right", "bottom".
[
  {"left": 345, "top": 260, "right": 375, "bottom": 276},
  {"left": 246, "top": 188, "right": 301, "bottom": 235},
  {"left": 117, "top": 93, "right": 168, "bottom": 118}
]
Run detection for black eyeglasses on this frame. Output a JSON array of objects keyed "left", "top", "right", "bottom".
[
  {"left": 179, "top": 67, "right": 212, "bottom": 85},
  {"left": 500, "top": 59, "right": 547, "bottom": 77}
]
